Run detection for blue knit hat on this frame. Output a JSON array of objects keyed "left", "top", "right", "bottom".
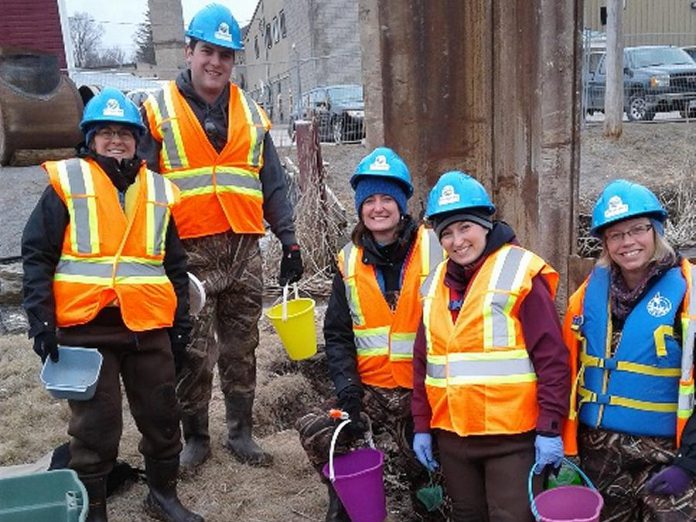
[{"left": 354, "top": 177, "right": 409, "bottom": 215}]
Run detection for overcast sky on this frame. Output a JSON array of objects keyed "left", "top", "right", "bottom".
[{"left": 65, "top": 0, "right": 259, "bottom": 56}]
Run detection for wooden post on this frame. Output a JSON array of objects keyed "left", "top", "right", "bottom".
[{"left": 603, "top": 0, "right": 624, "bottom": 138}]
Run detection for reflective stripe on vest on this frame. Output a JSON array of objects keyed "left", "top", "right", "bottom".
[
  {"left": 354, "top": 326, "right": 390, "bottom": 356},
  {"left": 58, "top": 159, "right": 99, "bottom": 254},
  {"left": 55, "top": 255, "right": 169, "bottom": 285},
  {"left": 678, "top": 264, "right": 696, "bottom": 437},
  {"left": 483, "top": 247, "right": 535, "bottom": 349},
  {"left": 426, "top": 350, "right": 537, "bottom": 386}
]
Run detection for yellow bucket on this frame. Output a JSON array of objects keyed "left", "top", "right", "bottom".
[{"left": 266, "top": 285, "right": 317, "bottom": 360}]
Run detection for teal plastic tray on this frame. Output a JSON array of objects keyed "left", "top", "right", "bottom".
[{"left": 0, "top": 469, "right": 88, "bottom": 522}]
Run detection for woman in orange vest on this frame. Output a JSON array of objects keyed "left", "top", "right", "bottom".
[
  {"left": 296, "top": 147, "right": 446, "bottom": 521},
  {"left": 412, "top": 171, "right": 570, "bottom": 521},
  {"left": 21, "top": 88, "right": 203, "bottom": 522},
  {"left": 563, "top": 180, "right": 696, "bottom": 521}
]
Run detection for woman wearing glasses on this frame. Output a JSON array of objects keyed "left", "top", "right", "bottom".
[
  {"left": 22, "top": 87, "right": 202, "bottom": 521},
  {"left": 563, "top": 179, "right": 696, "bottom": 520}
]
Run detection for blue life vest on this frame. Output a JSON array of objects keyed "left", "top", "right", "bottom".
[{"left": 577, "top": 265, "right": 685, "bottom": 437}]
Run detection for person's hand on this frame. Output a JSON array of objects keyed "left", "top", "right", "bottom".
[
  {"left": 413, "top": 433, "right": 438, "bottom": 471},
  {"left": 645, "top": 465, "right": 693, "bottom": 496},
  {"left": 337, "top": 388, "right": 366, "bottom": 437},
  {"left": 33, "top": 331, "right": 59, "bottom": 363},
  {"left": 279, "top": 244, "right": 303, "bottom": 286},
  {"left": 534, "top": 435, "right": 564, "bottom": 474},
  {"left": 168, "top": 330, "right": 189, "bottom": 374}
]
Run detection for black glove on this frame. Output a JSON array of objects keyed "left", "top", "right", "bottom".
[
  {"left": 338, "top": 388, "right": 367, "bottom": 437},
  {"left": 279, "top": 244, "right": 304, "bottom": 286},
  {"left": 168, "top": 330, "right": 190, "bottom": 374},
  {"left": 33, "top": 331, "right": 59, "bottom": 363}
]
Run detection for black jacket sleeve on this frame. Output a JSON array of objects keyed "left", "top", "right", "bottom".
[
  {"left": 323, "top": 271, "right": 362, "bottom": 397},
  {"left": 138, "top": 106, "right": 162, "bottom": 172},
  {"left": 260, "top": 135, "right": 297, "bottom": 246},
  {"left": 21, "top": 187, "right": 67, "bottom": 338},
  {"left": 676, "top": 411, "right": 696, "bottom": 474},
  {"left": 163, "top": 219, "right": 192, "bottom": 341}
]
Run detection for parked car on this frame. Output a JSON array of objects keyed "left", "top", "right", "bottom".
[
  {"left": 288, "top": 84, "right": 365, "bottom": 143},
  {"left": 682, "top": 46, "right": 696, "bottom": 62},
  {"left": 586, "top": 45, "right": 696, "bottom": 121}
]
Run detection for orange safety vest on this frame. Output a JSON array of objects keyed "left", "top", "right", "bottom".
[
  {"left": 337, "top": 226, "right": 444, "bottom": 389},
  {"left": 44, "top": 157, "right": 180, "bottom": 332},
  {"left": 422, "top": 245, "right": 559, "bottom": 436},
  {"left": 143, "top": 81, "right": 271, "bottom": 239},
  {"left": 562, "top": 259, "right": 696, "bottom": 455}
]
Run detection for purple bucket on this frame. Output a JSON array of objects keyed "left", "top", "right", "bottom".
[
  {"left": 528, "top": 459, "right": 603, "bottom": 522},
  {"left": 533, "top": 486, "right": 603, "bottom": 522},
  {"left": 322, "top": 448, "right": 387, "bottom": 522}
]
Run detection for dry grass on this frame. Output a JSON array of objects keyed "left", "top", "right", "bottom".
[{"left": 0, "top": 332, "right": 328, "bottom": 521}]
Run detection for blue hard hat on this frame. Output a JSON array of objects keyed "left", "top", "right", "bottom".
[
  {"left": 80, "top": 87, "right": 145, "bottom": 135},
  {"left": 425, "top": 170, "right": 495, "bottom": 219},
  {"left": 186, "top": 3, "right": 243, "bottom": 51},
  {"left": 591, "top": 179, "right": 667, "bottom": 237},
  {"left": 350, "top": 147, "right": 414, "bottom": 197}
]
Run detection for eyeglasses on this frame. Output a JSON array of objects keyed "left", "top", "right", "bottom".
[
  {"left": 95, "top": 128, "right": 135, "bottom": 141},
  {"left": 605, "top": 223, "right": 653, "bottom": 244}
]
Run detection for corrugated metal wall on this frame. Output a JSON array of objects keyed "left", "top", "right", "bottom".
[
  {"left": 0, "top": 0, "right": 66, "bottom": 68},
  {"left": 584, "top": 0, "right": 696, "bottom": 46},
  {"left": 360, "top": 0, "right": 582, "bottom": 304}
]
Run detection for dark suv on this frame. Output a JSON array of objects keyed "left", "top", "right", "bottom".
[
  {"left": 288, "top": 84, "right": 365, "bottom": 143},
  {"left": 586, "top": 46, "right": 696, "bottom": 121}
]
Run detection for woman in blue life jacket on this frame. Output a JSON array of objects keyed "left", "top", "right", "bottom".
[{"left": 563, "top": 180, "right": 696, "bottom": 521}]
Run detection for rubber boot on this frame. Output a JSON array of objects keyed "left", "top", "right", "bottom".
[
  {"left": 143, "top": 457, "right": 204, "bottom": 522},
  {"left": 81, "top": 474, "right": 108, "bottom": 522},
  {"left": 224, "top": 392, "right": 273, "bottom": 467},
  {"left": 179, "top": 409, "right": 211, "bottom": 471},
  {"left": 324, "top": 479, "right": 350, "bottom": 522}
]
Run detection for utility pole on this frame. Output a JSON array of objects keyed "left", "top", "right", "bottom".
[{"left": 604, "top": 0, "right": 624, "bottom": 138}]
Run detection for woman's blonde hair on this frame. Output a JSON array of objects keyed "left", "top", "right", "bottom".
[{"left": 597, "top": 224, "right": 676, "bottom": 268}]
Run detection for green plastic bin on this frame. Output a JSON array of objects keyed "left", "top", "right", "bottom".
[{"left": 0, "top": 470, "right": 88, "bottom": 522}]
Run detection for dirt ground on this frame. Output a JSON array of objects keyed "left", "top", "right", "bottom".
[{"left": 2, "top": 122, "right": 696, "bottom": 521}]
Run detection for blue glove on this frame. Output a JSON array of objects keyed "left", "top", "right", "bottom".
[
  {"left": 413, "top": 433, "right": 438, "bottom": 471},
  {"left": 534, "top": 435, "right": 564, "bottom": 474}
]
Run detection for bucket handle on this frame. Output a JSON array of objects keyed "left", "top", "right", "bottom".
[
  {"left": 528, "top": 457, "right": 597, "bottom": 521},
  {"left": 327, "top": 412, "right": 375, "bottom": 482},
  {"left": 281, "top": 283, "right": 300, "bottom": 321}
]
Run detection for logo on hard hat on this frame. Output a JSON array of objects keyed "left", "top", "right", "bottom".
[
  {"left": 102, "top": 98, "right": 125, "bottom": 117},
  {"left": 438, "top": 185, "right": 460, "bottom": 206},
  {"left": 647, "top": 292, "right": 672, "bottom": 318},
  {"left": 604, "top": 195, "right": 629, "bottom": 219},
  {"left": 215, "top": 22, "right": 232, "bottom": 42},
  {"left": 369, "top": 155, "right": 390, "bottom": 171}
]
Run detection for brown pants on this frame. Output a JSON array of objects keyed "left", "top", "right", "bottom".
[
  {"left": 177, "top": 231, "right": 263, "bottom": 413},
  {"left": 437, "top": 430, "right": 538, "bottom": 522},
  {"left": 58, "top": 308, "right": 182, "bottom": 477}
]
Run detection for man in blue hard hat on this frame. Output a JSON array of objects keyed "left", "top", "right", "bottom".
[{"left": 139, "top": 3, "right": 303, "bottom": 471}]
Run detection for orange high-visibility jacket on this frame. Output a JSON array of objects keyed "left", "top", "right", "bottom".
[
  {"left": 143, "top": 81, "right": 271, "bottom": 239},
  {"left": 422, "top": 244, "right": 559, "bottom": 436},
  {"left": 561, "top": 259, "right": 696, "bottom": 455},
  {"left": 337, "top": 226, "right": 444, "bottom": 389},
  {"left": 44, "top": 157, "right": 180, "bottom": 332}
]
